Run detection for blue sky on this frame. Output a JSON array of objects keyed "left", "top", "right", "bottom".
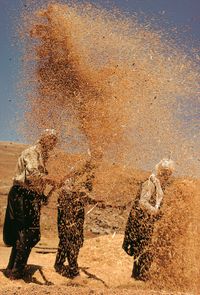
[{"left": 0, "top": 0, "right": 199, "bottom": 142}]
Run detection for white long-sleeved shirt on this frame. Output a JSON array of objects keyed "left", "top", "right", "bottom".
[
  {"left": 139, "top": 176, "right": 164, "bottom": 215},
  {"left": 13, "top": 144, "right": 47, "bottom": 193}
]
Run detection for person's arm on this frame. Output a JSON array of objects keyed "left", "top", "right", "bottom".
[
  {"left": 79, "top": 190, "right": 105, "bottom": 207},
  {"left": 139, "top": 180, "right": 158, "bottom": 215},
  {"left": 41, "top": 175, "right": 58, "bottom": 187},
  {"left": 24, "top": 150, "right": 59, "bottom": 188},
  {"left": 41, "top": 185, "right": 58, "bottom": 206},
  {"left": 14, "top": 153, "right": 28, "bottom": 183},
  {"left": 149, "top": 174, "right": 163, "bottom": 210},
  {"left": 79, "top": 191, "right": 97, "bottom": 205}
]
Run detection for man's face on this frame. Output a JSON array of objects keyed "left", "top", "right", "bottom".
[
  {"left": 43, "top": 136, "right": 58, "bottom": 151},
  {"left": 159, "top": 169, "right": 172, "bottom": 181}
]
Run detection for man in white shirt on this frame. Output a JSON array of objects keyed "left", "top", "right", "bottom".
[
  {"left": 122, "top": 158, "right": 175, "bottom": 281},
  {"left": 3, "top": 129, "right": 58, "bottom": 279}
]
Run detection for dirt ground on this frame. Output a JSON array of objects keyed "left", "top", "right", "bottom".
[
  {"left": 0, "top": 233, "right": 193, "bottom": 295},
  {"left": 0, "top": 142, "right": 199, "bottom": 295}
]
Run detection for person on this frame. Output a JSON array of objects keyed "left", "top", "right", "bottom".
[
  {"left": 54, "top": 159, "right": 100, "bottom": 278},
  {"left": 122, "top": 158, "right": 175, "bottom": 281},
  {"left": 3, "top": 129, "right": 58, "bottom": 279}
]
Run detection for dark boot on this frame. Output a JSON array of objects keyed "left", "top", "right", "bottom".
[
  {"left": 3, "top": 269, "right": 13, "bottom": 278},
  {"left": 54, "top": 263, "right": 66, "bottom": 275},
  {"left": 9, "top": 269, "right": 25, "bottom": 280},
  {"left": 65, "top": 266, "right": 80, "bottom": 279}
]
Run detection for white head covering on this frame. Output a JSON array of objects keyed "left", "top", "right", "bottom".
[
  {"left": 155, "top": 158, "right": 175, "bottom": 174},
  {"left": 40, "top": 129, "right": 58, "bottom": 140}
]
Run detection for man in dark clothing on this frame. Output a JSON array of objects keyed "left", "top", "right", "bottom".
[
  {"left": 54, "top": 159, "right": 99, "bottom": 278},
  {"left": 3, "top": 129, "right": 58, "bottom": 279},
  {"left": 4, "top": 186, "right": 47, "bottom": 278},
  {"left": 122, "top": 158, "right": 174, "bottom": 281}
]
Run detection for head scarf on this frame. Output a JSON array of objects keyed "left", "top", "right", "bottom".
[{"left": 155, "top": 158, "right": 175, "bottom": 174}]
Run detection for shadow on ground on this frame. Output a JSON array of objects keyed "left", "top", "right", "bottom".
[{"left": 0, "top": 265, "right": 54, "bottom": 286}]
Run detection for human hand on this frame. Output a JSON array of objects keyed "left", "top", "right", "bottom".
[
  {"left": 150, "top": 174, "right": 160, "bottom": 186},
  {"left": 43, "top": 176, "right": 58, "bottom": 187},
  {"left": 156, "top": 210, "right": 164, "bottom": 220},
  {"left": 122, "top": 242, "right": 134, "bottom": 256}
]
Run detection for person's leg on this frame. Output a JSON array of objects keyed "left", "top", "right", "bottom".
[
  {"left": 54, "top": 239, "right": 67, "bottom": 273},
  {"left": 131, "top": 239, "right": 141, "bottom": 279},
  {"left": 11, "top": 230, "right": 32, "bottom": 279},
  {"left": 66, "top": 245, "right": 80, "bottom": 278},
  {"left": 3, "top": 244, "right": 18, "bottom": 278},
  {"left": 132, "top": 258, "right": 140, "bottom": 279},
  {"left": 3, "top": 186, "right": 21, "bottom": 247},
  {"left": 133, "top": 250, "right": 153, "bottom": 281},
  {"left": 10, "top": 229, "right": 40, "bottom": 279},
  {"left": 131, "top": 226, "right": 154, "bottom": 281},
  {"left": 6, "top": 245, "right": 17, "bottom": 270}
]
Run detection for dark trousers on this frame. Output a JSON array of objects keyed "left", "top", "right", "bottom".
[
  {"left": 55, "top": 239, "right": 79, "bottom": 273},
  {"left": 123, "top": 206, "right": 156, "bottom": 281},
  {"left": 7, "top": 229, "right": 40, "bottom": 277},
  {"left": 132, "top": 249, "right": 154, "bottom": 281},
  {"left": 131, "top": 227, "right": 154, "bottom": 281}
]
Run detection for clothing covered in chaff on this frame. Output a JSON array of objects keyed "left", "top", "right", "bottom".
[
  {"left": 123, "top": 176, "right": 165, "bottom": 280},
  {"left": 3, "top": 144, "right": 49, "bottom": 278},
  {"left": 14, "top": 144, "right": 48, "bottom": 192},
  {"left": 55, "top": 163, "right": 96, "bottom": 277}
]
